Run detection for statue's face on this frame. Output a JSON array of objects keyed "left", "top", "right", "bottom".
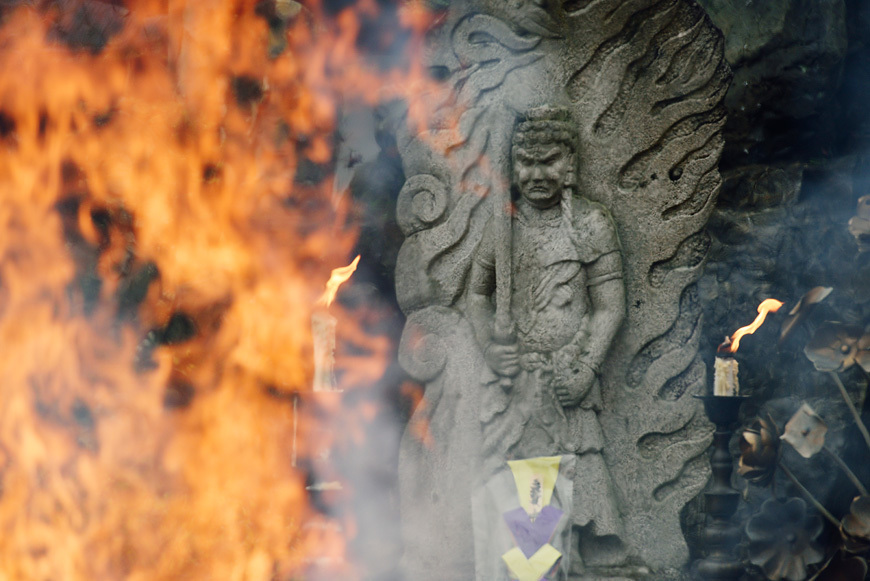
[{"left": 513, "top": 142, "right": 573, "bottom": 208}]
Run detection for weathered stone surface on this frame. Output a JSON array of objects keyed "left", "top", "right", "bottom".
[
  {"left": 697, "top": 0, "right": 847, "bottom": 165},
  {"left": 700, "top": 0, "right": 846, "bottom": 75},
  {"left": 383, "top": 1, "right": 730, "bottom": 578}
]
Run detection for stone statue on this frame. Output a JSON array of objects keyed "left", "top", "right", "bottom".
[
  {"left": 384, "top": 1, "right": 731, "bottom": 579},
  {"left": 466, "top": 106, "right": 626, "bottom": 574}
]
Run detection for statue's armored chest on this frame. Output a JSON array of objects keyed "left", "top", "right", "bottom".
[{"left": 511, "top": 219, "right": 589, "bottom": 350}]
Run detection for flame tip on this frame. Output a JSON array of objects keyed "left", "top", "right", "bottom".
[
  {"left": 728, "top": 298, "right": 784, "bottom": 352},
  {"left": 318, "top": 255, "right": 361, "bottom": 307}
]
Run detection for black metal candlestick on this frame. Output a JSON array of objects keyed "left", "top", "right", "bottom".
[{"left": 693, "top": 395, "right": 748, "bottom": 580}]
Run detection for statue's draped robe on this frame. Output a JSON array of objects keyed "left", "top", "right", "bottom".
[{"left": 470, "top": 196, "right": 622, "bottom": 535}]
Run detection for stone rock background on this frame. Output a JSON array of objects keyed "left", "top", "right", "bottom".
[
  {"left": 696, "top": 0, "right": 869, "bottom": 344},
  {"left": 690, "top": 0, "right": 870, "bottom": 575}
]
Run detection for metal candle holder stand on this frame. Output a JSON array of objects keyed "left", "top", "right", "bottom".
[{"left": 693, "top": 395, "right": 748, "bottom": 580}]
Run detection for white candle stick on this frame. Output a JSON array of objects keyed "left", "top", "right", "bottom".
[
  {"left": 312, "top": 310, "right": 338, "bottom": 392},
  {"left": 713, "top": 355, "right": 739, "bottom": 396}
]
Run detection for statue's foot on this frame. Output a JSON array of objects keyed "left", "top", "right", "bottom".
[
  {"left": 569, "top": 529, "right": 653, "bottom": 579},
  {"left": 579, "top": 534, "right": 627, "bottom": 568},
  {"left": 569, "top": 564, "right": 652, "bottom": 580}
]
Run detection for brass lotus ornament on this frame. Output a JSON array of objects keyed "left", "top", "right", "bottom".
[
  {"left": 848, "top": 195, "right": 870, "bottom": 252},
  {"left": 856, "top": 335, "right": 870, "bottom": 374},
  {"left": 781, "top": 404, "right": 828, "bottom": 459},
  {"left": 810, "top": 551, "right": 868, "bottom": 581},
  {"left": 780, "top": 286, "right": 833, "bottom": 343},
  {"left": 738, "top": 416, "right": 781, "bottom": 486},
  {"left": 747, "top": 498, "right": 825, "bottom": 581},
  {"left": 804, "top": 323, "right": 870, "bottom": 373},
  {"left": 841, "top": 495, "right": 870, "bottom": 554}
]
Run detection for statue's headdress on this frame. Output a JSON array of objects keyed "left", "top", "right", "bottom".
[{"left": 512, "top": 106, "right": 578, "bottom": 154}]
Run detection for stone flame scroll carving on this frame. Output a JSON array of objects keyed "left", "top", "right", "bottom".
[{"left": 391, "top": 1, "right": 730, "bottom": 578}]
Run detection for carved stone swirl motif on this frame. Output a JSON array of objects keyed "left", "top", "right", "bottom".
[{"left": 390, "top": 1, "right": 730, "bottom": 578}]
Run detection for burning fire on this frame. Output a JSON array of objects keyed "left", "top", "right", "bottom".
[
  {"left": 318, "top": 255, "right": 361, "bottom": 307},
  {"left": 0, "top": 1, "right": 432, "bottom": 579},
  {"left": 724, "top": 298, "right": 785, "bottom": 353}
]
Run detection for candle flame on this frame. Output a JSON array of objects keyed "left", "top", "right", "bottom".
[
  {"left": 728, "top": 298, "right": 784, "bottom": 352},
  {"left": 318, "top": 255, "right": 361, "bottom": 307}
]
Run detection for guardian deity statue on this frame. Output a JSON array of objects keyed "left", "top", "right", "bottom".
[{"left": 467, "top": 106, "right": 626, "bottom": 575}]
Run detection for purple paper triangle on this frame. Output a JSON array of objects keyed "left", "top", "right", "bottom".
[{"left": 503, "top": 505, "right": 564, "bottom": 559}]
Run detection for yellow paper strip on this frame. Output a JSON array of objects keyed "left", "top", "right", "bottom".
[
  {"left": 502, "top": 544, "right": 562, "bottom": 581},
  {"left": 507, "top": 456, "right": 562, "bottom": 516}
]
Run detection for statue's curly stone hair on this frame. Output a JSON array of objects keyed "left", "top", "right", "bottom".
[{"left": 512, "top": 106, "right": 578, "bottom": 153}]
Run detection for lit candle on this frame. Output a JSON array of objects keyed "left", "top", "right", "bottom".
[
  {"left": 292, "top": 256, "right": 360, "bottom": 467},
  {"left": 311, "top": 255, "right": 359, "bottom": 392},
  {"left": 714, "top": 342, "right": 739, "bottom": 397},
  {"left": 312, "top": 310, "right": 338, "bottom": 392},
  {"left": 715, "top": 299, "right": 784, "bottom": 396}
]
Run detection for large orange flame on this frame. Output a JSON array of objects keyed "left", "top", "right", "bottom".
[
  {"left": 727, "top": 298, "right": 785, "bottom": 352},
  {"left": 0, "top": 1, "right": 433, "bottom": 579}
]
